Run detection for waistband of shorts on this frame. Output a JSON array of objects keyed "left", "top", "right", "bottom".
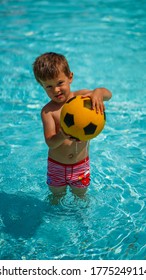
[{"left": 48, "top": 156, "right": 89, "bottom": 167}]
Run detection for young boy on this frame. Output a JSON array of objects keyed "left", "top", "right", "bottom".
[{"left": 33, "top": 52, "right": 112, "bottom": 199}]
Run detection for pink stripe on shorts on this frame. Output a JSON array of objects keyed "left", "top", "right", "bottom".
[{"left": 47, "top": 157, "right": 90, "bottom": 188}]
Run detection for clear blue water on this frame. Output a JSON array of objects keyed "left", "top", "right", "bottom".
[{"left": 0, "top": 0, "right": 146, "bottom": 260}]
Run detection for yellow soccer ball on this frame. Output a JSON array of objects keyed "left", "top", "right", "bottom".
[{"left": 60, "top": 95, "right": 106, "bottom": 141}]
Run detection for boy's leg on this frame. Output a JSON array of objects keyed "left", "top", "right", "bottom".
[
  {"left": 70, "top": 186, "right": 88, "bottom": 198},
  {"left": 49, "top": 185, "right": 67, "bottom": 195},
  {"left": 48, "top": 185, "right": 67, "bottom": 204}
]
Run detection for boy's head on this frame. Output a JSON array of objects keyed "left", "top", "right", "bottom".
[{"left": 33, "top": 52, "right": 71, "bottom": 84}]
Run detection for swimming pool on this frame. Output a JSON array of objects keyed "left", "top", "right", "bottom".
[{"left": 0, "top": 0, "right": 146, "bottom": 260}]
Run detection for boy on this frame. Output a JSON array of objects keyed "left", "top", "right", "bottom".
[{"left": 33, "top": 52, "right": 112, "bottom": 199}]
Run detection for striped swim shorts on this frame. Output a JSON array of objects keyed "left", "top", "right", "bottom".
[{"left": 47, "top": 157, "right": 90, "bottom": 188}]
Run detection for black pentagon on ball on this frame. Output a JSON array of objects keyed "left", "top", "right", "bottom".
[
  {"left": 83, "top": 99, "right": 92, "bottom": 110},
  {"left": 83, "top": 122, "right": 97, "bottom": 135},
  {"left": 64, "top": 113, "right": 74, "bottom": 127}
]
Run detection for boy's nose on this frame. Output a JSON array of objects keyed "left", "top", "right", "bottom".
[{"left": 54, "top": 86, "right": 60, "bottom": 93}]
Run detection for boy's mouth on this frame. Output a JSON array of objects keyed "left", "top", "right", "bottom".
[{"left": 55, "top": 93, "right": 64, "bottom": 99}]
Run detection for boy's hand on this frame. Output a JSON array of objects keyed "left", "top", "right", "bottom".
[
  {"left": 60, "top": 127, "right": 70, "bottom": 139},
  {"left": 60, "top": 128, "right": 81, "bottom": 142},
  {"left": 82, "top": 89, "right": 105, "bottom": 114},
  {"left": 60, "top": 128, "right": 76, "bottom": 140}
]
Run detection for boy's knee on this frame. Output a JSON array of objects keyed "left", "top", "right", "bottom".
[
  {"left": 70, "top": 186, "right": 88, "bottom": 197},
  {"left": 49, "top": 185, "right": 67, "bottom": 195}
]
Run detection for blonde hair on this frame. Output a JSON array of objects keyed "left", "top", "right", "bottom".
[{"left": 33, "top": 52, "right": 71, "bottom": 83}]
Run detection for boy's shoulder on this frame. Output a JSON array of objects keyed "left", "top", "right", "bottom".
[
  {"left": 41, "top": 100, "right": 62, "bottom": 117},
  {"left": 41, "top": 100, "right": 54, "bottom": 115}
]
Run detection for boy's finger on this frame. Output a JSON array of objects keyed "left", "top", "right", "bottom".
[{"left": 99, "top": 103, "right": 105, "bottom": 114}]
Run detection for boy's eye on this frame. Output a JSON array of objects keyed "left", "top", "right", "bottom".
[
  {"left": 46, "top": 85, "right": 52, "bottom": 89},
  {"left": 58, "top": 81, "right": 64, "bottom": 86}
]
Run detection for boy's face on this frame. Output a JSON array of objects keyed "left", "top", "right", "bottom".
[{"left": 40, "top": 72, "right": 73, "bottom": 103}]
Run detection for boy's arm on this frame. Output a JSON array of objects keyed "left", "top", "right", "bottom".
[
  {"left": 74, "top": 87, "right": 112, "bottom": 114},
  {"left": 41, "top": 108, "right": 66, "bottom": 149}
]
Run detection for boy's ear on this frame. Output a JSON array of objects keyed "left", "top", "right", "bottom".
[{"left": 69, "top": 72, "right": 73, "bottom": 83}]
